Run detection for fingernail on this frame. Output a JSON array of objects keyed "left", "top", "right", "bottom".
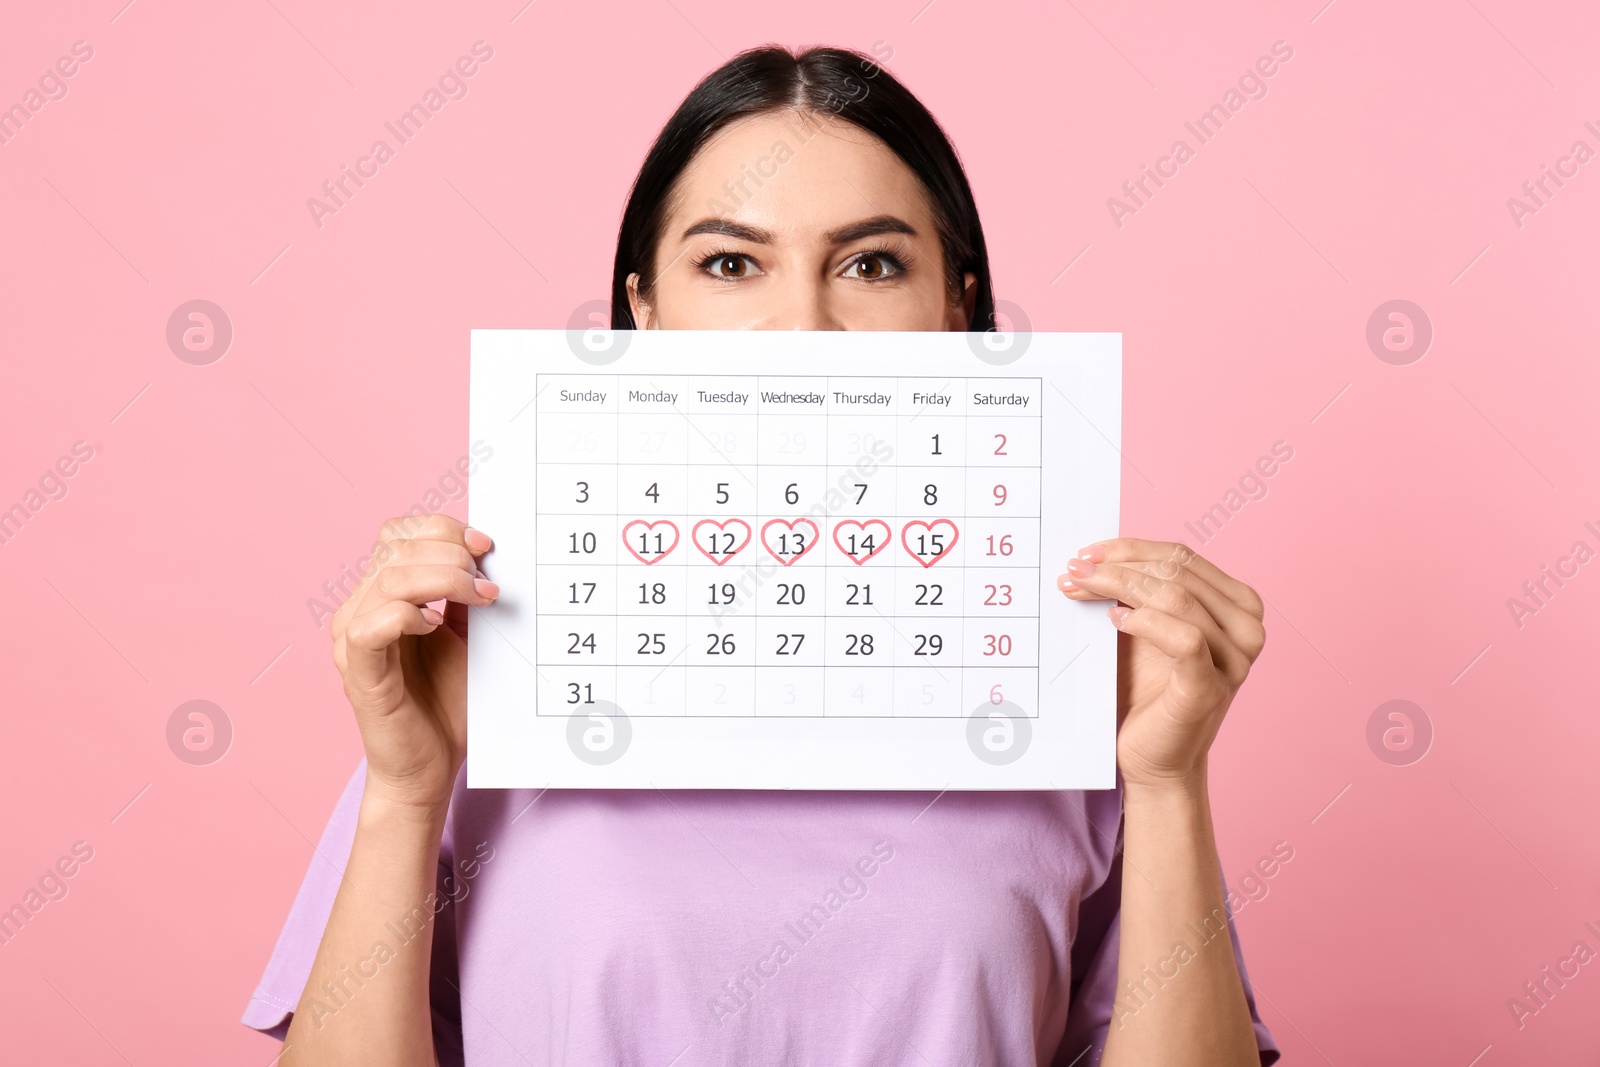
[
  {"left": 1067, "top": 557, "right": 1096, "bottom": 579},
  {"left": 474, "top": 578, "right": 500, "bottom": 599},
  {"left": 421, "top": 607, "right": 444, "bottom": 626},
  {"left": 1107, "top": 605, "right": 1130, "bottom": 627},
  {"left": 464, "top": 526, "right": 493, "bottom": 553},
  {"left": 1078, "top": 543, "right": 1106, "bottom": 563},
  {"left": 1057, "top": 574, "right": 1077, "bottom": 593}
]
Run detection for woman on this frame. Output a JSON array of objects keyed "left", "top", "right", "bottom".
[{"left": 245, "top": 46, "right": 1279, "bottom": 1066}]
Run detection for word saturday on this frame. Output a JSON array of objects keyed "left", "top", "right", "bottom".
[{"left": 973, "top": 391, "right": 1031, "bottom": 407}]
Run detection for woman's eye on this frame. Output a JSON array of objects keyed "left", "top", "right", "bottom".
[
  {"left": 846, "top": 252, "right": 902, "bottom": 280},
  {"left": 704, "top": 253, "right": 757, "bottom": 279}
]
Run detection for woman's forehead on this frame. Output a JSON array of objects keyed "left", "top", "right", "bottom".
[{"left": 663, "top": 110, "right": 937, "bottom": 242}]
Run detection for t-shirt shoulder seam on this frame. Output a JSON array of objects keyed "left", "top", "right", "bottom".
[{"left": 250, "top": 991, "right": 299, "bottom": 1011}]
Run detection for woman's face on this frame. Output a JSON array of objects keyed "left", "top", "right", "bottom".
[{"left": 628, "top": 109, "right": 976, "bottom": 332}]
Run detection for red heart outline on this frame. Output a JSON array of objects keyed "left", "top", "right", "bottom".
[
  {"left": 760, "top": 517, "right": 820, "bottom": 566},
  {"left": 621, "top": 519, "right": 680, "bottom": 565},
  {"left": 831, "top": 519, "right": 892, "bottom": 565},
  {"left": 900, "top": 519, "right": 960, "bottom": 568},
  {"left": 691, "top": 518, "right": 752, "bottom": 565}
]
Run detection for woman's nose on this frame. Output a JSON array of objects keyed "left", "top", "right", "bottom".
[{"left": 760, "top": 279, "right": 845, "bottom": 331}]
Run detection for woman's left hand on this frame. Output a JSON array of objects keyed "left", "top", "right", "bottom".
[{"left": 1057, "top": 538, "right": 1267, "bottom": 788}]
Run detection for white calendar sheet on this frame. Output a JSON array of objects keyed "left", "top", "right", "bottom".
[{"left": 467, "top": 329, "right": 1121, "bottom": 790}]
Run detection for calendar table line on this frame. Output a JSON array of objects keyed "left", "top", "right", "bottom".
[
  {"left": 536, "top": 663, "right": 1042, "bottom": 719},
  {"left": 531, "top": 366, "right": 1048, "bottom": 726}
]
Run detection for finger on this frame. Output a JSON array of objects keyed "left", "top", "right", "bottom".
[
  {"left": 374, "top": 513, "right": 494, "bottom": 555},
  {"left": 359, "top": 565, "right": 498, "bottom": 616},
  {"left": 341, "top": 600, "right": 447, "bottom": 693},
  {"left": 372, "top": 536, "right": 480, "bottom": 572},
  {"left": 1108, "top": 603, "right": 1227, "bottom": 713},
  {"left": 1059, "top": 560, "right": 1247, "bottom": 677},
  {"left": 1093, "top": 558, "right": 1265, "bottom": 662},
  {"left": 345, "top": 533, "right": 491, "bottom": 623},
  {"left": 334, "top": 518, "right": 489, "bottom": 633},
  {"left": 1075, "top": 538, "right": 1264, "bottom": 620}
]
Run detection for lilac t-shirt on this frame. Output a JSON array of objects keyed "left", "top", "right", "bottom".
[{"left": 244, "top": 761, "right": 1278, "bottom": 1065}]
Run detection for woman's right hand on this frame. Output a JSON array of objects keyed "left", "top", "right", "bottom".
[{"left": 330, "top": 514, "right": 498, "bottom": 813}]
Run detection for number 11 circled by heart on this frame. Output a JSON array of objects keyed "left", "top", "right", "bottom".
[{"left": 621, "top": 519, "right": 680, "bottom": 564}]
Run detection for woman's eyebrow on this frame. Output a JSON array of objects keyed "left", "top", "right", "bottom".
[
  {"left": 824, "top": 215, "right": 918, "bottom": 244},
  {"left": 680, "top": 219, "right": 772, "bottom": 242},
  {"left": 677, "top": 215, "right": 919, "bottom": 244}
]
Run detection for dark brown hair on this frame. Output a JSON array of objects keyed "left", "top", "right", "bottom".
[{"left": 610, "top": 44, "right": 994, "bottom": 329}]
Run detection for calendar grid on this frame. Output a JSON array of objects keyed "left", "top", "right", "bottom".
[
  {"left": 534, "top": 373, "right": 1044, "bottom": 720},
  {"left": 818, "top": 386, "right": 830, "bottom": 717}
]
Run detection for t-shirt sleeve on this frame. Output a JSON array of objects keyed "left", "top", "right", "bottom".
[
  {"left": 240, "top": 759, "right": 466, "bottom": 1066},
  {"left": 1056, "top": 806, "right": 1280, "bottom": 1066}
]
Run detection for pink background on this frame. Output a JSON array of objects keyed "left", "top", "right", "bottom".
[{"left": 2, "top": 0, "right": 1597, "bottom": 1063}]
